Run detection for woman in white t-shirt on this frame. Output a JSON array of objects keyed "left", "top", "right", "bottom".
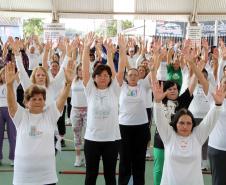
[
  {"left": 5, "top": 60, "right": 75, "bottom": 185},
  {"left": 70, "top": 63, "right": 87, "bottom": 167},
  {"left": 0, "top": 67, "right": 19, "bottom": 165},
  {"left": 118, "top": 67, "right": 151, "bottom": 185},
  {"left": 152, "top": 81, "right": 224, "bottom": 185},
  {"left": 12, "top": 40, "right": 66, "bottom": 108},
  {"left": 208, "top": 76, "right": 226, "bottom": 185},
  {"left": 82, "top": 33, "right": 126, "bottom": 185}
]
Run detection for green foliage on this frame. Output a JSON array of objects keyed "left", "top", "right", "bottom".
[
  {"left": 122, "top": 20, "right": 133, "bottom": 30},
  {"left": 107, "top": 20, "right": 117, "bottom": 37},
  {"left": 23, "top": 18, "right": 44, "bottom": 38},
  {"left": 106, "top": 20, "right": 133, "bottom": 37}
]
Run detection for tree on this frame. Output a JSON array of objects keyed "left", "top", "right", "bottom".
[
  {"left": 106, "top": 20, "right": 117, "bottom": 37},
  {"left": 23, "top": 18, "right": 44, "bottom": 38},
  {"left": 105, "top": 20, "right": 134, "bottom": 37},
  {"left": 122, "top": 20, "right": 133, "bottom": 30}
]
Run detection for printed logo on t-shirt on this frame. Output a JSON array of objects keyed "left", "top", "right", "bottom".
[
  {"left": 178, "top": 139, "right": 191, "bottom": 152},
  {"left": 172, "top": 73, "right": 180, "bottom": 80},
  {"left": 29, "top": 125, "right": 43, "bottom": 137},
  {"left": 163, "top": 100, "right": 177, "bottom": 121},
  {"left": 93, "top": 93, "right": 111, "bottom": 119},
  {"left": 127, "top": 89, "right": 138, "bottom": 97},
  {"left": 0, "top": 87, "right": 6, "bottom": 97}
]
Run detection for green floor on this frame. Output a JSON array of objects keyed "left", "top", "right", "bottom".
[{"left": 0, "top": 125, "right": 212, "bottom": 185}]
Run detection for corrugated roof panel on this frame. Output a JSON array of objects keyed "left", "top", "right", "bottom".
[
  {"left": 197, "top": 0, "right": 226, "bottom": 13},
  {"left": 57, "top": 0, "right": 114, "bottom": 13},
  {"left": 0, "top": 0, "right": 226, "bottom": 20},
  {"left": 0, "top": 0, "right": 51, "bottom": 11},
  {"left": 0, "top": 17, "right": 21, "bottom": 25},
  {"left": 135, "top": 0, "right": 192, "bottom": 13}
]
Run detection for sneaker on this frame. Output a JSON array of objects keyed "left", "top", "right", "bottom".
[
  {"left": 10, "top": 160, "right": 14, "bottom": 166},
  {"left": 74, "top": 157, "right": 85, "bottom": 167},
  {"left": 65, "top": 118, "right": 71, "bottom": 125},
  {"left": 146, "top": 150, "right": 151, "bottom": 158},
  {"left": 201, "top": 160, "right": 209, "bottom": 171}
]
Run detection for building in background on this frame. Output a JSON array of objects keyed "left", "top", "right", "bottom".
[{"left": 0, "top": 17, "right": 23, "bottom": 42}]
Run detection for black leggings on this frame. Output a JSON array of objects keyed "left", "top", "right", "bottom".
[
  {"left": 118, "top": 123, "right": 150, "bottom": 185},
  {"left": 57, "top": 106, "right": 66, "bottom": 135},
  {"left": 84, "top": 139, "right": 119, "bottom": 185}
]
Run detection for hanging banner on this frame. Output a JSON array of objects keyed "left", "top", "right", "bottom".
[
  {"left": 43, "top": 23, "right": 65, "bottom": 42},
  {"left": 155, "top": 21, "right": 186, "bottom": 37},
  {"left": 199, "top": 21, "right": 215, "bottom": 37},
  {"left": 186, "top": 24, "right": 202, "bottom": 48},
  {"left": 218, "top": 21, "right": 226, "bottom": 36}
]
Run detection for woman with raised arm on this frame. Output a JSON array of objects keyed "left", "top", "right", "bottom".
[
  {"left": 118, "top": 46, "right": 157, "bottom": 184},
  {"left": 0, "top": 67, "right": 19, "bottom": 166},
  {"left": 82, "top": 32, "right": 126, "bottom": 185},
  {"left": 208, "top": 76, "right": 226, "bottom": 185},
  {"left": 13, "top": 40, "right": 66, "bottom": 106},
  {"left": 70, "top": 63, "right": 87, "bottom": 167},
  {"left": 152, "top": 45, "right": 207, "bottom": 185},
  {"left": 5, "top": 60, "right": 75, "bottom": 185},
  {"left": 152, "top": 80, "right": 224, "bottom": 185}
]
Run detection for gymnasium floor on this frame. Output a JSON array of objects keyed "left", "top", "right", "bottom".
[{"left": 0, "top": 125, "right": 212, "bottom": 185}]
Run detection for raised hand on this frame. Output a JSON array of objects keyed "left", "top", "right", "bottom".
[
  {"left": 183, "top": 39, "right": 192, "bottom": 50},
  {"left": 84, "top": 32, "right": 95, "bottom": 48},
  {"left": 152, "top": 81, "right": 167, "bottom": 103},
  {"left": 57, "top": 38, "right": 66, "bottom": 52},
  {"left": 182, "top": 47, "right": 196, "bottom": 64},
  {"left": 104, "top": 38, "right": 114, "bottom": 54},
  {"left": 202, "top": 39, "right": 209, "bottom": 50},
  {"left": 152, "top": 39, "right": 161, "bottom": 54},
  {"left": 45, "top": 40, "right": 53, "bottom": 51},
  {"left": 212, "top": 48, "right": 219, "bottom": 61},
  {"left": 5, "top": 62, "right": 17, "bottom": 85},
  {"left": 212, "top": 84, "right": 226, "bottom": 105},
  {"left": 11, "top": 40, "right": 24, "bottom": 55},
  {"left": 64, "top": 59, "right": 76, "bottom": 83},
  {"left": 167, "top": 40, "right": 174, "bottom": 49},
  {"left": 118, "top": 34, "right": 127, "bottom": 51}
]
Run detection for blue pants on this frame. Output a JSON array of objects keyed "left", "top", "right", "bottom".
[{"left": 0, "top": 107, "right": 17, "bottom": 160}]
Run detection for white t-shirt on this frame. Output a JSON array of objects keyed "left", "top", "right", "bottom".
[
  {"left": 119, "top": 82, "right": 148, "bottom": 125},
  {"left": 71, "top": 79, "right": 87, "bottom": 107},
  {"left": 188, "top": 84, "right": 213, "bottom": 118},
  {"left": 154, "top": 102, "right": 222, "bottom": 185},
  {"left": 209, "top": 99, "right": 226, "bottom": 151},
  {"left": 12, "top": 103, "right": 61, "bottom": 185},
  {"left": 138, "top": 77, "right": 153, "bottom": 108},
  {"left": 127, "top": 54, "right": 139, "bottom": 69},
  {"left": 0, "top": 81, "right": 19, "bottom": 107},
  {"left": 84, "top": 78, "right": 121, "bottom": 141},
  {"left": 16, "top": 56, "right": 65, "bottom": 107},
  {"left": 27, "top": 53, "right": 40, "bottom": 70},
  {"left": 157, "top": 60, "right": 167, "bottom": 81},
  {"left": 180, "top": 66, "right": 189, "bottom": 95}
]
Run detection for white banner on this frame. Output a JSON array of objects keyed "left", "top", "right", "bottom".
[
  {"left": 186, "top": 25, "right": 202, "bottom": 48},
  {"left": 43, "top": 23, "right": 65, "bottom": 42}
]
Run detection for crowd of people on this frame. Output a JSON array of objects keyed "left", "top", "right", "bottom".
[{"left": 0, "top": 33, "right": 226, "bottom": 185}]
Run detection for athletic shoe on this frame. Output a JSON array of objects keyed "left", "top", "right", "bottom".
[
  {"left": 74, "top": 157, "right": 85, "bottom": 167},
  {"left": 10, "top": 160, "right": 14, "bottom": 166}
]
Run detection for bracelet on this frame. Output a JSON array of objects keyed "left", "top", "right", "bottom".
[
  {"left": 215, "top": 103, "right": 222, "bottom": 106},
  {"left": 65, "top": 82, "right": 72, "bottom": 86}
]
